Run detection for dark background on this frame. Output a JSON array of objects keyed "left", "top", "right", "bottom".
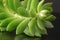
[{"left": 44, "top": 0, "right": 60, "bottom": 40}]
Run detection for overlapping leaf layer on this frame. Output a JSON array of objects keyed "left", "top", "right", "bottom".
[{"left": 0, "top": 0, "right": 56, "bottom": 37}]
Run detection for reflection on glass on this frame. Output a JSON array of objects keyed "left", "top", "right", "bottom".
[
  {"left": 0, "top": 32, "right": 14, "bottom": 40},
  {"left": 14, "top": 34, "right": 41, "bottom": 40},
  {"left": 0, "top": 32, "right": 41, "bottom": 40}
]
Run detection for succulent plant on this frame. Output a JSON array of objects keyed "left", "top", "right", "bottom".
[{"left": 0, "top": 0, "right": 56, "bottom": 37}]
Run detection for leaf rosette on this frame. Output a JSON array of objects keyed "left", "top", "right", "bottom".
[{"left": 0, "top": 0, "right": 56, "bottom": 37}]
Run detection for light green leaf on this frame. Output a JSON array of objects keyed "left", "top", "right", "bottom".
[
  {"left": 29, "top": 9, "right": 36, "bottom": 17},
  {"left": 41, "top": 2, "right": 53, "bottom": 12},
  {"left": 17, "top": 7, "right": 30, "bottom": 17},
  {"left": 0, "top": 17, "right": 16, "bottom": 27},
  {"left": 37, "top": 18, "right": 47, "bottom": 34},
  {"left": 44, "top": 21, "right": 54, "bottom": 28},
  {"left": 13, "top": 0, "right": 20, "bottom": 11},
  {"left": 26, "top": 0, "right": 32, "bottom": 10},
  {"left": 30, "top": 0, "right": 38, "bottom": 12},
  {"left": 38, "top": 10, "right": 51, "bottom": 19},
  {"left": 0, "top": 12, "right": 12, "bottom": 20},
  {"left": 6, "top": 18, "right": 24, "bottom": 32},
  {"left": 35, "top": 26, "right": 41, "bottom": 37},
  {"left": 5, "top": 0, "right": 14, "bottom": 11},
  {"left": 45, "top": 15, "right": 56, "bottom": 21},
  {"left": 28, "top": 18, "right": 36, "bottom": 36},
  {"left": 16, "top": 18, "right": 30, "bottom": 35},
  {"left": 5, "top": 0, "right": 20, "bottom": 12},
  {"left": 24, "top": 27, "right": 34, "bottom": 36},
  {"left": 21, "top": 0, "right": 28, "bottom": 8},
  {"left": 37, "top": 0, "right": 44, "bottom": 13},
  {"left": 0, "top": 0, "right": 4, "bottom": 12}
]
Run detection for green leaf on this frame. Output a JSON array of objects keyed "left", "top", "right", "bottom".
[
  {"left": 5, "top": 0, "right": 20, "bottom": 12},
  {"left": 26, "top": 0, "right": 32, "bottom": 10},
  {"left": 5, "top": 0, "right": 14, "bottom": 11},
  {"left": 28, "top": 18, "right": 36, "bottom": 36},
  {"left": 29, "top": 0, "right": 38, "bottom": 17},
  {"left": 24, "top": 27, "right": 34, "bottom": 36},
  {"left": 13, "top": 0, "right": 20, "bottom": 11},
  {"left": 44, "top": 21, "right": 54, "bottom": 28},
  {"left": 37, "top": 18, "right": 47, "bottom": 34},
  {"left": 17, "top": 7, "right": 30, "bottom": 17},
  {"left": 6, "top": 18, "right": 24, "bottom": 32},
  {"left": 0, "top": 0, "right": 4, "bottom": 12},
  {"left": 0, "top": 17, "right": 15, "bottom": 27},
  {"left": 30, "top": 0, "right": 38, "bottom": 12},
  {"left": 0, "top": 27, "right": 6, "bottom": 31},
  {"left": 38, "top": 10, "right": 51, "bottom": 19},
  {"left": 0, "top": 12, "right": 12, "bottom": 20},
  {"left": 21, "top": 0, "right": 28, "bottom": 8},
  {"left": 35, "top": 26, "right": 41, "bottom": 37},
  {"left": 41, "top": 2, "right": 53, "bottom": 12},
  {"left": 45, "top": 15, "right": 56, "bottom": 21},
  {"left": 0, "top": 20, "right": 1, "bottom": 23},
  {"left": 16, "top": 18, "right": 30, "bottom": 35},
  {"left": 29, "top": 9, "right": 36, "bottom": 17},
  {"left": 37, "top": 0, "right": 44, "bottom": 13}
]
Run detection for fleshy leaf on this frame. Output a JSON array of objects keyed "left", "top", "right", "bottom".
[
  {"left": 6, "top": 18, "right": 24, "bottom": 32},
  {"left": 41, "top": 2, "right": 53, "bottom": 12},
  {"left": 0, "top": 17, "right": 15, "bottom": 27},
  {"left": 37, "top": 0, "right": 44, "bottom": 13},
  {"left": 24, "top": 27, "right": 34, "bottom": 36},
  {"left": 45, "top": 15, "right": 56, "bottom": 21},
  {"left": 44, "top": 21, "right": 54, "bottom": 28},
  {"left": 35, "top": 25, "right": 41, "bottom": 37},
  {"left": 0, "top": 12, "right": 12, "bottom": 20},
  {"left": 16, "top": 18, "right": 30, "bottom": 35},
  {"left": 37, "top": 18, "right": 47, "bottom": 34},
  {"left": 30, "top": 0, "right": 38, "bottom": 12},
  {"left": 26, "top": 0, "right": 32, "bottom": 10},
  {"left": 28, "top": 18, "right": 36, "bottom": 36},
  {"left": 17, "top": 7, "right": 30, "bottom": 17},
  {"left": 21, "top": 0, "right": 28, "bottom": 8},
  {"left": 5, "top": 0, "right": 20, "bottom": 12}
]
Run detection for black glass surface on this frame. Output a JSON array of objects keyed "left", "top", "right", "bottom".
[{"left": 0, "top": 32, "right": 42, "bottom": 40}]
